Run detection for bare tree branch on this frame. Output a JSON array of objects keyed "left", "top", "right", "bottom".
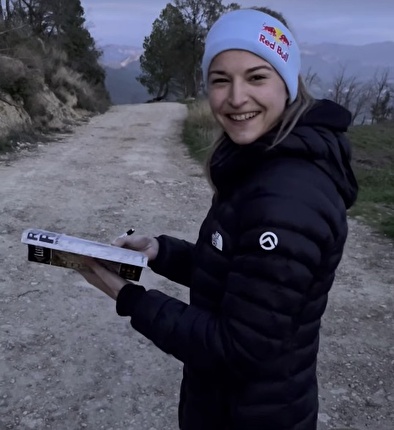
[{"left": 0, "top": 22, "right": 27, "bottom": 34}]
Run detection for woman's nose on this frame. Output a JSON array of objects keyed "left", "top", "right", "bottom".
[{"left": 228, "top": 82, "right": 248, "bottom": 107}]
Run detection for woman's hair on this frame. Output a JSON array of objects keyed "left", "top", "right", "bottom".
[
  {"left": 204, "top": 7, "right": 315, "bottom": 185},
  {"left": 249, "top": 6, "right": 315, "bottom": 146}
]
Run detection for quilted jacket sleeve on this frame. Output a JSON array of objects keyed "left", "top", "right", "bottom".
[
  {"left": 117, "top": 158, "right": 346, "bottom": 376},
  {"left": 148, "top": 235, "right": 195, "bottom": 287}
]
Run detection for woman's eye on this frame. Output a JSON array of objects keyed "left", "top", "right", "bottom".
[
  {"left": 211, "top": 78, "right": 228, "bottom": 84},
  {"left": 250, "top": 75, "right": 266, "bottom": 81}
]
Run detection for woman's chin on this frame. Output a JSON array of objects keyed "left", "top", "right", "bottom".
[{"left": 226, "top": 131, "right": 258, "bottom": 145}]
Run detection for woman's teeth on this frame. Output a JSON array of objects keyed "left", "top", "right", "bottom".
[{"left": 229, "top": 112, "right": 259, "bottom": 121}]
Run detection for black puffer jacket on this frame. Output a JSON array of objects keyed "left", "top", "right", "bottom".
[{"left": 116, "top": 99, "right": 358, "bottom": 430}]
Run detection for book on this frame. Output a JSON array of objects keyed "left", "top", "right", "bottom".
[{"left": 21, "top": 228, "right": 148, "bottom": 281}]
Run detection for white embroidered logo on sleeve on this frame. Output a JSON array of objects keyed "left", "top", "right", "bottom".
[
  {"left": 259, "top": 232, "right": 278, "bottom": 251},
  {"left": 212, "top": 231, "right": 223, "bottom": 251}
]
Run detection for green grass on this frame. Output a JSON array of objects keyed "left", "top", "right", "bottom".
[
  {"left": 182, "top": 99, "right": 219, "bottom": 163},
  {"left": 182, "top": 100, "right": 394, "bottom": 239},
  {"left": 348, "top": 123, "right": 394, "bottom": 238}
]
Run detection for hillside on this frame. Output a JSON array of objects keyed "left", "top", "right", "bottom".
[{"left": 0, "top": 6, "right": 110, "bottom": 152}]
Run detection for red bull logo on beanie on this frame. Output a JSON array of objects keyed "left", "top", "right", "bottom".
[
  {"left": 262, "top": 25, "right": 278, "bottom": 37},
  {"left": 259, "top": 23, "right": 292, "bottom": 63}
]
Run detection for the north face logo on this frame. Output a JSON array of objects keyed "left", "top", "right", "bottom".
[{"left": 212, "top": 231, "right": 223, "bottom": 251}]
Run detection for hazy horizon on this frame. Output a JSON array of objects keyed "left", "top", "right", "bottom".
[
  {"left": 98, "top": 40, "right": 394, "bottom": 50},
  {"left": 82, "top": 0, "right": 394, "bottom": 48}
]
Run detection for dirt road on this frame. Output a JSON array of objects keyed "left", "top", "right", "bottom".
[{"left": 0, "top": 103, "right": 393, "bottom": 430}]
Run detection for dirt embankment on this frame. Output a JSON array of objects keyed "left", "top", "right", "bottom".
[{"left": 0, "top": 103, "right": 393, "bottom": 430}]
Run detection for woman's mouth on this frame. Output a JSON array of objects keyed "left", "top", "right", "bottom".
[{"left": 227, "top": 112, "right": 260, "bottom": 122}]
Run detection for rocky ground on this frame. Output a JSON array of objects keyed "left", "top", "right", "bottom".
[{"left": 0, "top": 103, "right": 393, "bottom": 430}]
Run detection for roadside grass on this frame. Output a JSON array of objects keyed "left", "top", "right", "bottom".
[
  {"left": 0, "top": 128, "right": 39, "bottom": 154},
  {"left": 182, "top": 99, "right": 394, "bottom": 239},
  {"left": 348, "top": 123, "right": 394, "bottom": 238},
  {"left": 182, "top": 98, "right": 220, "bottom": 163}
]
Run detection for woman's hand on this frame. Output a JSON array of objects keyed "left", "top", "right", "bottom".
[
  {"left": 78, "top": 257, "right": 128, "bottom": 300},
  {"left": 112, "top": 234, "right": 159, "bottom": 262}
]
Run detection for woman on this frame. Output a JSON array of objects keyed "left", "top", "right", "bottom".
[{"left": 80, "top": 8, "right": 358, "bottom": 430}]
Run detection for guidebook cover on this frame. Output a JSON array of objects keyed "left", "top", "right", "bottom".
[{"left": 21, "top": 229, "right": 148, "bottom": 281}]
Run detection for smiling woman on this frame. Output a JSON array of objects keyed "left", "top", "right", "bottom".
[
  {"left": 207, "top": 52, "right": 288, "bottom": 145},
  {"left": 78, "top": 7, "right": 359, "bottom": 430}
]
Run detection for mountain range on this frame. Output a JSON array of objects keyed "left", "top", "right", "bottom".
[{"left": 99, "top": 42, "right": 394, "bottom": 105}]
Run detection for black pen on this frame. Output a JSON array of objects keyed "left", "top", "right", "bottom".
[{"left": 120, "top": 228, "right": 135, "bottom": 238}]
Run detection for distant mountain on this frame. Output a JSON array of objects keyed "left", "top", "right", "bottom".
[
  {"left": 300, "top": 41, "right": 394, "bottom": 85},
  {"left": 100, "top": 42, "right": 394, "bottom": 105},
  {"left": 99, "top": 45, "right": 149, "bottom": 104},
  {"left": 104, "top": 62, "right": 149, "bottom": 105},
  {"left": 99, "top": 45, "right": 143, "bottom": 69}
]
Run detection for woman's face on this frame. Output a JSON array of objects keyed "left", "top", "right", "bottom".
[{"left": 208, "top": 50, "right": 288, "bottom": 145}]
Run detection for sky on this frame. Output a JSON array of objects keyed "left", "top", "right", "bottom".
[{"left": 81, "top": 0, "right": 394, "bottom": 48}]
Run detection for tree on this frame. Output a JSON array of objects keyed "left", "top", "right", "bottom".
[
  {"left": 326, "top": 66, "right": 372, "bottom": 124},
  {"left": 370, "top": 69, "right": 393, "bottom": 124},
  {"left": 0, "top": 0, "right": 108, "bottom": 104},
  {"left": 303, "top": 66, "right": 320, "bottom": 94},
  {"left": 173, "top": 0, "right": 239, "bottom": 96},
  {"left": 54, "top": 0, "right": 105, "bottom": 85},
  {"left": 138, "top": 1, "right": 240, "bottom": 99},
  {"left": 137, "top": 4, "right": 188, "bottom": 99}
]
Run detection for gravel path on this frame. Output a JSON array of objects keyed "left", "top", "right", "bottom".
[{"left": 0, "top": 103, "right": 392, "bottom": 430}]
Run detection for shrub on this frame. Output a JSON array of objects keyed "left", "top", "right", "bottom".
[
  {"left": 0, "top": 55, "right": 27, "bottom": 92},
  {"left": 49, "top": 65, "right": 109, "bottom": 113},
  {"left": 182, "top": 98, "right": 220, "bottom": 163}
]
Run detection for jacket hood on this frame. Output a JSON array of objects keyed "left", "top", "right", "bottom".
[
  {"left": 297, "top": 98, "right": 352, "bottom": 131},
  {"left": 210, "top": 99, "right": 358, "bottom": 209}
]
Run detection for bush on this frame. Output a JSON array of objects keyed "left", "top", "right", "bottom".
[
  {"left": 0, "top": 127, "right": 39, "bottom": 154},
  {"left": 49, "top": 65, "right": 109, "bottom": 113},
  {"left": 0, "top": 55, "right": 27, "bottom": 92},
  {"left": 12, "top": 41, "right": 45, "bottom": 72},
  {"left": 182, "top": 98, "right": 220, "bottom": 163}
]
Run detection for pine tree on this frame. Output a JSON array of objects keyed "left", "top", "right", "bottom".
[
  {"left": 137, "top": 4, "right": 188, "bottom": 98},
  {"left": 138, "top": 0, "right": 240, "bottom": 99},
  {"left": 9, "top": 0, "right": 106, "bottom": 86},
  {"left": 50, "top": 0, "right": 105, "bottom": 86}
]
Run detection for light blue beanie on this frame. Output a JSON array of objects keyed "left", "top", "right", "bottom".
[{"left": 202, "top": 9, "right": 301, "bottom": 102}]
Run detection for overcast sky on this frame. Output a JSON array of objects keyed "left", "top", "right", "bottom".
[{"left": 81, "top": 0, "right": 394, "bottom": 48}]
